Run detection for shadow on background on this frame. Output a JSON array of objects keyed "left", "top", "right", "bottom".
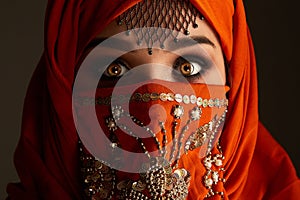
[{"left": 0, "top": 0, "right": 299, "bottom": 199}]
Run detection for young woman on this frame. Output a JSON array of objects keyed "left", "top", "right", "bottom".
[{"left": 7, "top": 0, "right": 300, "bottom": 199}]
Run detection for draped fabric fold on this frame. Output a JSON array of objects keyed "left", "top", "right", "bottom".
[{"left": 7, "top": 0, "right": 299, "bottom": 199}]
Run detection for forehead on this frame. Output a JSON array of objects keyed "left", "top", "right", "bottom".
[
  {"left": 117, "top": 0, "right": 201, "bottom": 33},
  {"left": 94, "top": 0, "right": 223, "bottom": 57},
  {"left": 97, "top": 18, "right": 220, "bottom": 50},
  {"left": 104, "top": 1, "right": 195, "bottom": 32},
  {"left": 96, "top": 1, "right": 220, "bottom": 50}
]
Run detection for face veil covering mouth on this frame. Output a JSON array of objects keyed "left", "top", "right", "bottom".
[{"left": 73, "top": 79, "right": 229, "bottom": 199}]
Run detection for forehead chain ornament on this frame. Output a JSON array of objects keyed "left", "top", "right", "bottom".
[{"left": 117, "top": 0, "right": 204, "bottom": 55}]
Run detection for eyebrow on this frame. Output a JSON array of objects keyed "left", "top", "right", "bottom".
[
  {"left": 87, "top": 35, "right": 216, "bottom": 51},
  {"left": 185, "top": 36, "right": 216, "bottom": 48}
]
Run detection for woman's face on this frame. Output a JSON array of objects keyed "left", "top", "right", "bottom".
[{"left": 84, "top": 14, "right": 226, "bottom": 88}]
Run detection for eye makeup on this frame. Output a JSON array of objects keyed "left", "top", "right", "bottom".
[{"left": 173, "top": 54, "right": 213, "bottom": 82}]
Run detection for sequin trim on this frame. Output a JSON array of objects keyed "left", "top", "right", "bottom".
[{"left": 76, "top": 93, "right": 228, "bottom": 107}]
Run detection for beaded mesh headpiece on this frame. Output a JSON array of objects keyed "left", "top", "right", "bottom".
[{"left": 117, "top": 0, "right": 204, "bottom": 55}]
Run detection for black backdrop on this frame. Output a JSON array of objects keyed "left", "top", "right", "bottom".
[
  {"left": 0, "top": 0, "right": 299, "bottom": 199},
  {"left": 244, "top": 0, "right": 299, "bottom": 175}
]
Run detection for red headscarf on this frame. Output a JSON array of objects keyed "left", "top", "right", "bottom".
[{"left": 7, "top": 0, "right": 300, "bottom": 199}]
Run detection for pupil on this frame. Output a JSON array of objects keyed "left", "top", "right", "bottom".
[
  {"left": 183, "top": 64, "right": 191, "bottom": 72},
  {"left": 112, "top": 66, "right": 119, "bottom": 74},
  {"left": 181, "top": 62, "right": 192, "bottom": 75},
  {"left": 108, "top": 64, "right": 121, "bottom": 76}
]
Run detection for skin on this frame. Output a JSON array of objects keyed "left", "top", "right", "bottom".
[{"left": 78, "top": 15, "right": 226, "bottom": 89}]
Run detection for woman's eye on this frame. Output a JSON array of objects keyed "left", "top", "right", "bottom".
[
  {"left": 179, "top": 61, "right": 200, "bottom": 76},
  {"left": 175, "top": 57, "right": 208, "bottom": 78},
  {"left": 103, "top": 61, "right": 128, "bottom": 77}
]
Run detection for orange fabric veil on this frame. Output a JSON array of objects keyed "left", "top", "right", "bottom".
[{"left": 7, "top": 0, "right": 300, "bottom": 199}]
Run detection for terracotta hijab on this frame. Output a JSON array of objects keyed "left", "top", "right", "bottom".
[{"left": 7, "top": 0, "right": 300, "bottom": 199}]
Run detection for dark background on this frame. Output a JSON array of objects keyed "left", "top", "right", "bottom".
[
  {"left": 1, "top": 1, "right": 299, "bottom": 199},
  {"left": 244, "top": 0, "right": 300, "bottom": 177}
]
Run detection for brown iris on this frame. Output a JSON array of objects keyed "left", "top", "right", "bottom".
[
  {"left": 179, "top": 61, "right": 193, "bottom": 76},
  {"left": 106, "top": 63, "right": 122, "bottom": 77}
]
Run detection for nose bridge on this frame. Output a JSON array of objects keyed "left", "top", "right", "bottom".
[
  {"left": 133, "top": 62, "right": 173, "bottom": 81},
  {"left": 129, "top": 51, "right": 175, "bottom": 81},
  {"left": 144, "top": 62, "right": 164, "bottom": 78}
]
